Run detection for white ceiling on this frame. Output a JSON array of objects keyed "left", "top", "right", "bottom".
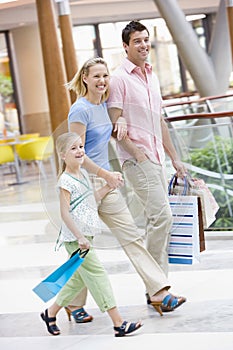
[{"left": 0, "top": 0, "right": 220, "bottom": 31}]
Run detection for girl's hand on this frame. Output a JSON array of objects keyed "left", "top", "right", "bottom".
[
  {"left": 78, "top": 236, "right": 90, "bottom": 250},
  {"left": 114, "top": 117, "right": 127, "bottom": 141}
]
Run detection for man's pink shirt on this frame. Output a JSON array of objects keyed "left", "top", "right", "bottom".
[{"left": 107, "top": 58, "right": 165, "bottom": 165}]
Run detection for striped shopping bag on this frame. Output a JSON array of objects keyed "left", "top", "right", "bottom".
[{"left": 168, "top": 195, "right": 200, "bottom": 265}]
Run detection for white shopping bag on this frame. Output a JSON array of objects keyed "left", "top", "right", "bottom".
[{"left": 168, "top": 195, "right": 200, "bottom": 265}]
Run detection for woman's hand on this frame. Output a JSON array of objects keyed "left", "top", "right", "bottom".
[{"left": 114, "top": 116, "right": 127, "bottom": 141}]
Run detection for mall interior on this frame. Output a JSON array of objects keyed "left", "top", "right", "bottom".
[{"left": 0, "top": 1, "right": 233, "bottom": 349}]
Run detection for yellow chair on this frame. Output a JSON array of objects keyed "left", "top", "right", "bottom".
[
  {"left": 16, "top": 136, "right": 56, "bottom": 179},
  {"left": 0, "top": 145, "right": 15, "bottom": 164},
  {"left": 18, "top": 133, "right": 40, "bottom": 141}
]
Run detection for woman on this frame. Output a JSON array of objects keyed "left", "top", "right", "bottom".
[{"left": 65, "top": 57, "right": 186, "bottom": 321}]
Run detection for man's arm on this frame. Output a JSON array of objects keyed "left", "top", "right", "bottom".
[{"left": 161, "top": 117, "right": 186, "bottom": 177}]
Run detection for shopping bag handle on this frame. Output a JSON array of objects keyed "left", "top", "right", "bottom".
[
  {"left": 70, "top": 248, "right": 89, "bottom": 259},
  {"left": 168, "top": 173, "right": 189, "bottom": 196}
]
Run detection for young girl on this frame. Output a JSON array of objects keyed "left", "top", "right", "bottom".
[{"left": 40, "top": 132, "right": 142, "bottom": 337}]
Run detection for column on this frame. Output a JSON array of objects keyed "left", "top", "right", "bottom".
[
  {"left": 35, "top": 0, "right": 70, "bottom": 135},
  {"left": 226, "top": 0, "right": 233, "bottom": 63},
  {"left": 153, "top": 0, "right": 217, "bottom": 96},
  {"left": 57, "top": 0, "right": 78, "bottom": 103}
]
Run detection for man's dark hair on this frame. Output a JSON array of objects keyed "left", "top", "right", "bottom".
[{"left": 122, "top": 21, "right": 149, "bottom": 45}]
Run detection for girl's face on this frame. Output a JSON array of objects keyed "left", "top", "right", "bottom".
[
  {"left": 83, "top": 63, "right": 109, "bottom": 99},
  {"left": 62, "top": 138, "right": 85, "bottom": 168}
]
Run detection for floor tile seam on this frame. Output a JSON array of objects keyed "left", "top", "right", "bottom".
[
  {"left": 0, "top": 219, "right": 51, "bottom": 225},
  {"left": 0, "top": 267, "right": 232, "bottom": 279},
  {"left": 0, "top": 207, "right": 48, "bottom": 213},
  {"left": 0, "top": 202, "right": 57, "bottom": 210},
  {"left": 1, "top": 327, "right": 233, "bottom": 339}
]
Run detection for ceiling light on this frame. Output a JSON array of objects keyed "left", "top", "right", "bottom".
[
  {"left": 0, "top": 0, "right": 17, "bottom": 4},
  {"left": 186, "top": 14, "right": 206, "bottom": 22}
]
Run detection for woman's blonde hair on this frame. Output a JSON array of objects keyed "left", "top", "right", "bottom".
[
  {"left": 56, "top": 132, "right": 81, "bottom": 177},
  {"left": 66, "top": 57, "right": 110, "bottom": 103}
]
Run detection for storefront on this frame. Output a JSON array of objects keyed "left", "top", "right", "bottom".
[
  {"left": 0, "top": 31, "right": 19, "bottom": 138},
  {"left": 0, "top": 13, "right": 216, "bottom": 138}
]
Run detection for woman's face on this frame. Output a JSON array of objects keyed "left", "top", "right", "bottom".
[{"left": 83, "top": 63, "right": 109, "bottom": 98}]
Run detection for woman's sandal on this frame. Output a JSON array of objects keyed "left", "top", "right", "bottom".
[
  {"left": 150, "top": 293, "right": 187, "bottom": 316},
  {"left": 40, "top": 309, "right": 60, "bottom": 336},
  {"left": 114, "top": 321, "right": 142, "bottom": 337},
  {"left": 64, "top": 306, "right": 93, "bottom": 323}
]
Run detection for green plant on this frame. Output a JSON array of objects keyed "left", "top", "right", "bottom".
[
  {"left": 0, "top": 74, "right": 13, "bottom": 102},
  {"left": 189, "top": 136, "right": 233, "bottom": 174},
  {"left": 186, "top": 136, "right": 233, "bottom": 229}
]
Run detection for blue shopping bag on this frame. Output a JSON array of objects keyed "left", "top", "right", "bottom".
[{"left": 32, "top": 249, "right": 89, "bottom": 302}]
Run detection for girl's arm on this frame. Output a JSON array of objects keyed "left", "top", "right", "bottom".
[
  {"left": 60, "top": 188, "right": 90, "bottom": 249},
  {"left": 94, "top": 184, "right": 112, "bottom": 202}
]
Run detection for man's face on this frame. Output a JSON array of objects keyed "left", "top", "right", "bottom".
[{"left": 123, "top": 30, "right": 151, "bottom": 64}]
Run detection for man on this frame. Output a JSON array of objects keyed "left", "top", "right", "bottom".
[{"left": 107, "top": 20, "right": 187, "bottom": 283}]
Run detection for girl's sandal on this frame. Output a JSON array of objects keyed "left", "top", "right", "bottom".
[
  {"left": 114, "top": 321, "right": 142, "bottom": 337},
  {"left": 40, "top": 309, "right": 60, "bottom": 336}
]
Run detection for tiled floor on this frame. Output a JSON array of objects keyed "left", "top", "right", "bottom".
[{"left": 0, "top": 163, "right": 233, "bottom": 349}]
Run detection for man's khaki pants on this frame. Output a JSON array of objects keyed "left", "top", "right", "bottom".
[{"left": 122, "top": 158, "right": 173, "bottom": 276}]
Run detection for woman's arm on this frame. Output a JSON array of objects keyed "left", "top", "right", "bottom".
[
  {"left": 69, "top": 122, "right": 124, "bottom": 188},
  {"left": 113, "top": 116, "right": 127, "bottom": 141},
  {"left": 60, "top": 188, "right": 90, "bottom": 249},
  {"left": 108, "top": 107, "right": 148, "bottom": 163},
  {"left": 108, "top": 107, "right": 127, "bottom": 141}
]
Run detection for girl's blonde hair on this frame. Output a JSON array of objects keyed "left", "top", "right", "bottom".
[
  {"left": 56, "top": 132, "right": 81, "bottom": 177},
  {"left": 66, "top": 57, "right": 110, "bottom": 103}
]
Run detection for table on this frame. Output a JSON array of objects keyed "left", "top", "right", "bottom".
[{"left": 0, "top": 140, "right": 28, "bottom": 185}]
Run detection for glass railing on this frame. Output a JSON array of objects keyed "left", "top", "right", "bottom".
[
  {"left": 163, "top": 93, "right": 233, "bottom": 230},
  {"left": 108, "top": 93, "right": 233, "bottom": 230}
]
